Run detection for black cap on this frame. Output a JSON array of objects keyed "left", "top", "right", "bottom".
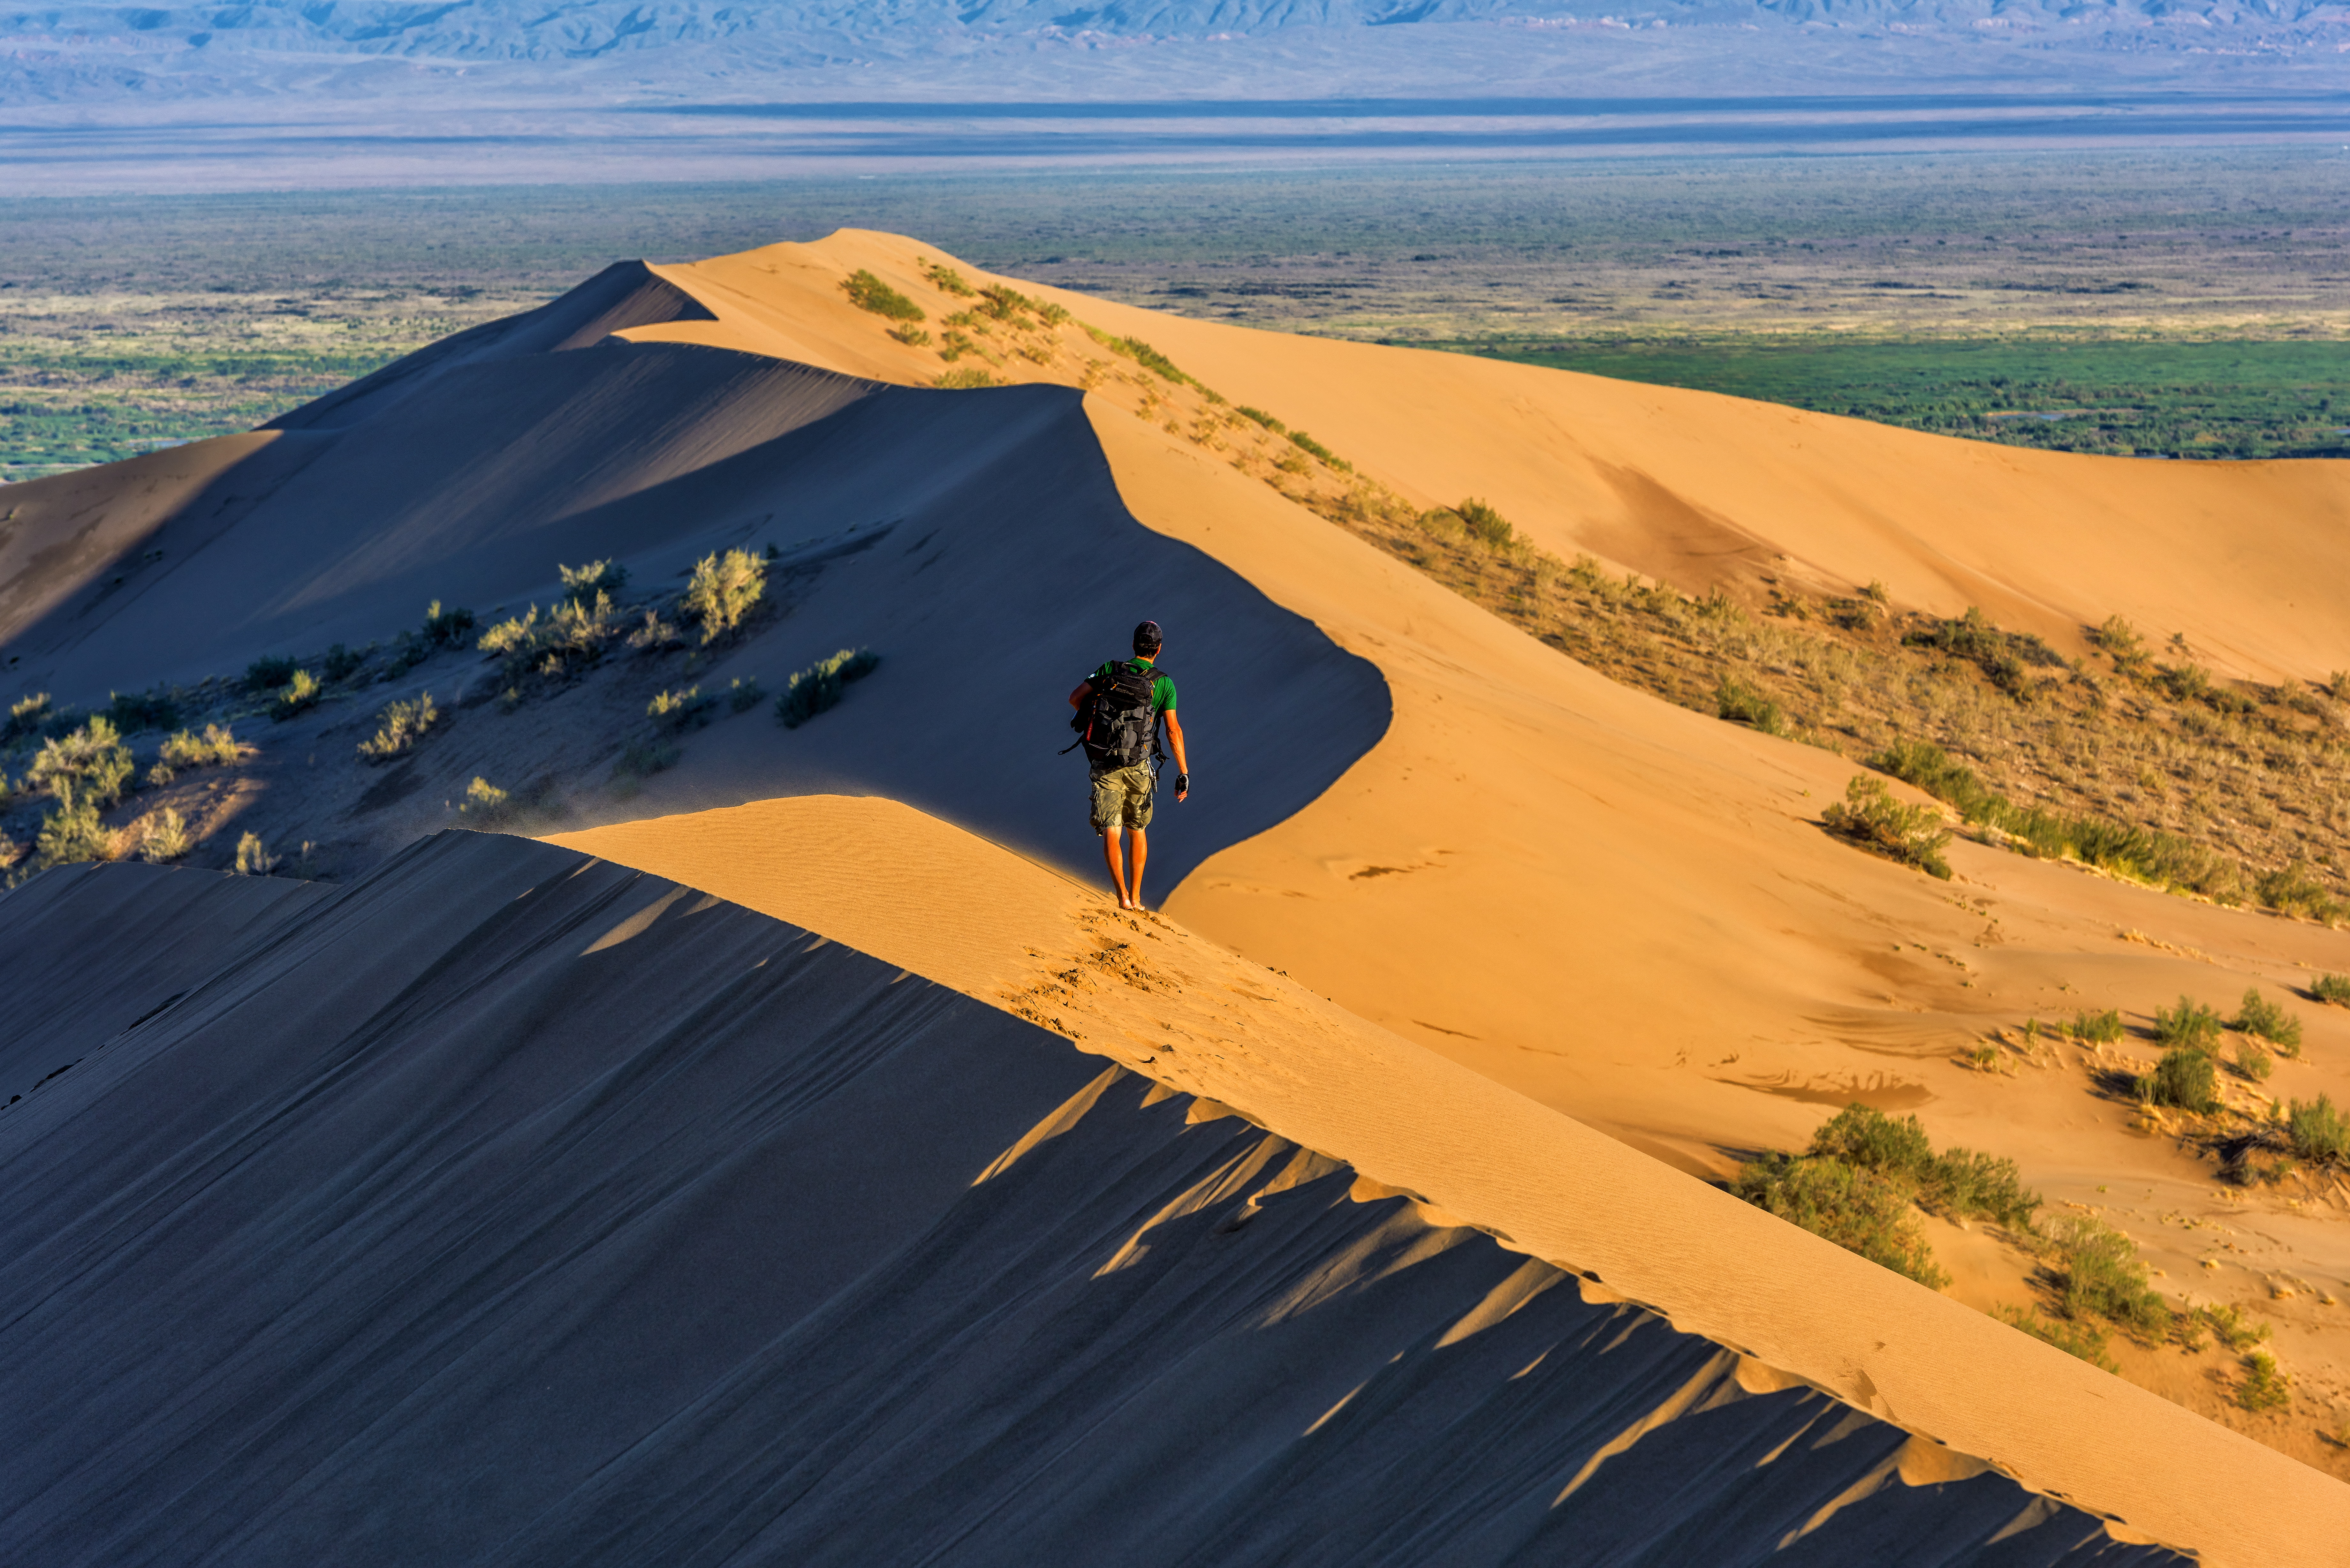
[{"left": 1133, "top": 620, "right": 1163, "bottom": 654}]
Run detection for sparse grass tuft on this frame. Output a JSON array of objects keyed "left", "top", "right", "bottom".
[
  {"left": 1452, "top": 496, "right": 1511, "bottom": 547},
  {"left": 683, "top": 550, "right": 766, "bottom": 645},
  {"left": 356, "top": 694, "right": 437, "bottom": 761},
  {"left": 1995, "top": 1305, "right": 2117, "bottom": 1371},
  {"left": 158, "top": 723, "right": 239, "bottom": 771},
  {"left": 935, "top": 367, "right": 999, "bottom": 388},
  {"left": 2312, "top": 973, "right": 2350, "bottom": 1006},
  {"left": 920, "top": 260, "right": 974, "bottom": 297},
  {"left": 889, "top": 325, "right": 932, "bottom": 347},
  {"left": 2238, "top": 1349, "right": 2292, "bottom": 1413},
  {"left": 1821, "top": 774, "right": 1952, "bottom": 878},
  {"left": 2070, "top": 1008, "right": 2125, "bottom": 1044},
  {"left": 2201, "top": 1302, "right": 2272, "bottom": 1351},
  {"left": 777, "top": 648, "right": 880, "bottom": 730},
  {"left": 2153, "top": 995, "right": 2224, "bottom": 1052},
  {"left": 1289, "top": 432, "right": 1353, "bottom": 474},
  {"left": 269, "top": 668, "right": 321, "bottom": 722},
  {"left": 2234, "top": 986, "right": 2302, "bottom": 1052},
  {"left": 2286, "top": 1094, "right": 2350, "bottom": 1165},
  {"left": 1716, "top": 676, "right": 1787, "bottom": 736},
  {"left": 841, "top": 269, "right": 925, "bottom": 322},
  {"left": 2137, "top": 1046, "right": 2220, "bottom": 1113}
]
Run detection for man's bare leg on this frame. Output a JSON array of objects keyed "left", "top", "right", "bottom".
[
  {"left": 1101, "top": 829, "right": 1134, "bottom": 908},
  {"left": 1128, "top": 829, "right": 1149, "bottom": 911}
]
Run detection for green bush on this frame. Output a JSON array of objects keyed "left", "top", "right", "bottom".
[
  {"left": 1994, "top": 1305, "right": 2115, "bottom": 1371},
  {"left": 728, "top": 676, "right": 763, "bottom": 713},
  {"left": 1821, "top": 774, "right": 1952, "bottom": 878},
  {"left": 1081, "top": 323, "right": 1193, "bottom": 384},
  {"left": 2069, "top": 1008, "right": 2124, "bottom": 1044},
  {"left": 1807, "top": 1102, "right": 1931, "bottom": 1173},
  {"left": 2314, "top": 973, "right": 2350, "bottom": 1006},
  {"left": 3, "top": 691, "right": 51, "bottom": 742},
  {"left": 1731, "top": 1153, "right": 1948, "bottom": 1288},
  {"left": 2094, "top": 614, "right": 2148, "bottom": 674},
  {"left": 244, "top": 654, "right": 299, "bottom": 693},
  {"left": 134, "top": 805, "right": 191, "bottom": 863},
  {"left": 2138, "top": 1046, "right": 2220, "bottom": 1113},
  {"left": 2153, "top": 995, "right": 2223, "bottom": 1052},
  {"left": 322, "top": 643, "right": 367, "bottom": 682},
  {"left": 2045, "top": 1215, "right": 2170, "bottom": 1335},
  {"left": 776, "top": 648, "right": 880, "bottom": 730},
  {"left": 356, "top": 695, "right": 437, "bottom": 762},
  {"left": 935, "top": 367, "right": 999, "bottom": 388},
  {"left": 841, "top": 269, "right": 925, "bottom": 322},
  {"left": 1453, "top": 496, "right": 1511, "bottom": 546},
  {"left": 1868, "top": 739, "right": 1995, "bottom": 818},
  {"left": 1716, "top": 677, "right": 1787, "bottom": 736},
  {"left": 2234, "top": 1038, "right": 2273, "bottom": 1082},
  {"left": 1235, "top": 405, "right": 1285, "bottom": 433},
  {"left": 31, "top": 791, "right": 110, "bottom": 871},
  {"left": 921, "top": 260, "right": 975, "bottom": 297},
  {"left": 2286, "top": 1094, "right": 2350, "bottom": 1165},
  {"left": 684, "top": 550, "right": 766, "bottom": 645},
  {"left": 1804, "top": 1104, "right": 2039, "bottom": 1228},
  {"left": 1289, "top": 432, "right": 1353, "bottom": 474},
  {"left": 159, "top": 723, "right": 239, "bottom": 770},
  {"left": 233, "top": 830, "right": 280, "bottom": 876},
  {"left": 106, "top": 688, "right": 180, "bottom": 733},
  {"left": 2200, "top": 1302, "right": 2271, "bottom": 1351},
  {"left": 2255, "top": 864, "right": 2345, "bottom": 922},
  {"left": 269, "top": 668, "right": 321, "bottom": 721},
  {"left": 421, "top": 599, "right": 476, "bottom": 649}
]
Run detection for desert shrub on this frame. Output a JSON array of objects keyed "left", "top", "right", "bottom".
[
  {"left": 356, "top": 694, "right": 438, "bottom": 761},
  {"left": 481, "top": 591, "right": 623, "bottom": 676},
  {"left": 1808, "top": 1103, "right": 1932, "bottom": 1174},
  {"left": 2234, "top": 1038, "right": 2273, "bottom": 1082},
  {"left": 2200, "top": 1302, "right": 2271, "bottom": 1351},
  {"left": 2313, "top": 973, "right": 2350, "bottom": 1006},
  {"left": 2069, "top": 1008, "right": 2125, "bottom": 1044},
  {"left": 1453, "top": 496, "right": 1511, "bottom": 547},
  {"left": 1081, "top": 323, "right": 1192, "bottom": 384},
  {"left": 1869, "top": 739, "right": 1997, "bottom": 819},
  {"left": 2045, "top": 1215, "right": 2169, "bottom": 1335},
  {"left": 1038, "top": 300, "right": 1071, "bottom": 327},
  {"left": 683, "top": 550, "right": 766, "bottom": 645},
  {"left": 2238, "top": 1350, "right": 2292, "bottom": 1413},
  {"left": 1235, "top": 405, "right": 1285, "bottom": 433},
  {"left": 3, "top": 691, "right": 51, "bottom": 741},
  {"left": 27, "top": 716, "right": 133, "bottom": 809},
  {"left": 421, "top": 600, "right": 476, "bottom": 649},
  {"left": 1732, "top": 1153, "right": 1948, "bottom": 1288},
  {"left": 1716, "top": 677, "right": 1787, "bottom": 737},
  {"left": 1920, "top": 1147, "right": 2041, "bottom": 1229},
  {"left": 776, "top": 648, "right": 880, "bottom": 729},
  {"left": 244, "top": 655, "right": 299, "bottom": 693},
  {"left": 1289, "top": 432, "right": 1353, "bottom": 473},
  {"left": 841, "top": 269, "right": 925, "bottom": 322},
  {"left": 625, "top": 608, "right": 680, "bottom": 652},
  {"left": 1821, "top": 774, "right": 1952, "bottom": 878},
  {"left": 2286, "top": 1094, "right": 2350, "bottom": 1165},
  {"left": 889, "top": 325, "right": 932, "bottom": 347},
  {"left": 106, "top": 688, "right": 180, "bottom": 733},
  {"left": 2255, "top": 864, "right": 2344, "bottom": 923},
  {"left": 233, "top": 831, "right": 279, "bottom": 876},
  {"left": 269, "top": 668, "right": 321, "bottom": 721},
  {"left": 975, "top": 283, "right": 1033, "bottom": 322},
  {"left": 2234, "top": 990, "right": 2303, "bottom": 1061},
  {"left": 1904, "top": 607, "right": 2056, "bottom": 698},
  {"left": 2153, "top": 995, "right": 2223, "bottom": 1052},
  {"left": 936, "top": 368, "right": 999, "bottom": 388},
  {"left": 2094, "top": 614, "right": 2148, "bottom": 675},
  {"left": 135, "top": 807, "right": 191, "bottom": 863},
  {"left": 324, "top": 643, "right": 368, "bottom": 682},
  {"left": 559, "top": 560, "right": 627, "bottom": 604},
  {"left": 32, "top": 794, "right": 110, "bottom": 870},
  {"left": 1805, "top": 1105, "right": 2039, "bottom": 1228},
  {"left": 1994, "top": 1305, "right": 2116, "bottom": 1371},
  {"left": 457, "top": 777, "right": 513, "bottom": 825},
  {"left": 613, "top": 738, "right": 680, "bottom": 778},
  {"left": 921, "top": 260, "right": 974, "bottom": 297},
  {"left": 728, "top": 676, "right": 763, "bottom": 713},
  {"left": 159, "top": 724, "right": 239, "bottom": 770},
  {"left": 648, "top": 685, "right": 715, "bottom": 732},
  {"left": 2137, "top": 1047, "right": 2220, "bottom": 1113}
]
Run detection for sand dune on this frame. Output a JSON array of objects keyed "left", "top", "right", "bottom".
[
  {"left": 5, "top": 227, "right": 2349, "bottom": 1552},
  {"left": 0, "top": 832, "right": 2315, "bottom": 1563}
]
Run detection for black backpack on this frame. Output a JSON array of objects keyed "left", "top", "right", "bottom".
[{"left": 1066, "top": 660, "right": 1168, "bottom": 770}]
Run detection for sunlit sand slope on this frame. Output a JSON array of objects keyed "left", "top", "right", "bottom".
[
  {"left": 551, "top": 795, "right": 2348, "bottom": 1564},
  {"left": 0, "top": 833, "right": 2279, "bottom": 1565}
]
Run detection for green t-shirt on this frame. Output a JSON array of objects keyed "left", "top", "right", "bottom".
[{"left": 1096, "top": 658, "right": 1177, "bottom": 717}]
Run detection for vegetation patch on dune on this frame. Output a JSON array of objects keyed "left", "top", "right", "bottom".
[{"left": 776, "top": 649, "right": 879, "bottom": 730}]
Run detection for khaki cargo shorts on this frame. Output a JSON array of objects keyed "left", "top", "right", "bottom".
[{"left": 1089, "top": 764, "right": 1156, "bottom": 834}]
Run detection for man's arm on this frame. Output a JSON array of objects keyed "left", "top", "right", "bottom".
[
  {"left": 1164, "top": 710, "right": 1189, "bottom": 800},
  {"left": 1068, "top": 680, "right": 1093, "bottom": 709}
]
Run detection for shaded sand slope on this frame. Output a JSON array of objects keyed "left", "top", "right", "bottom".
[
  {"left": 553, "top": 795, "right": 2349, "bottom": 1563},
  {"left": 0, "top": 834, "right": 2260, "bottom": 1565},
  {"left": 642, "top": 231, "right": 2350, "bottom": 679}
]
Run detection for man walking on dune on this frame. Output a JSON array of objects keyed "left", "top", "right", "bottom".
[{"left": 1069, "top": 620, "right": 1189, "bottom": 911}]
